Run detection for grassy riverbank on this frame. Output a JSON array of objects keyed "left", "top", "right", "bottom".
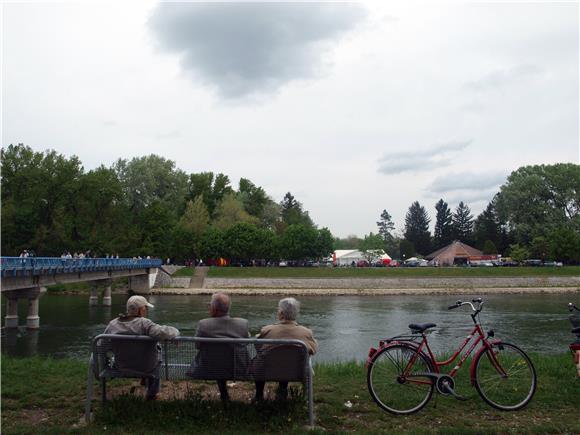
[
  {"left": 208, "top": 265, "right": 580, "bottom": 279},
  {"left": 2, "top": 353, "right": 579, "bottom": 434}
]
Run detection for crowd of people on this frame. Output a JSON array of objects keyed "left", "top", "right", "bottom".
[{"left": 104, "top": 293, "right": 317, "bottom": 401}]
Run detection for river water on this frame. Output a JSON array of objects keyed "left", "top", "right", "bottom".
[{"left": 1, "top": 293, "right": 577, "bottom": 362}]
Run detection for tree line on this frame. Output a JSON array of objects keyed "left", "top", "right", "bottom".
[
  {"left": 1, "top": 144, "right": 333, "bottom": 262},
  {"left": 2, "top": 145, "right": 578, "bottom": 264},
  {"left": 336, "top": 163, "right": 580, "bottom": 264}
]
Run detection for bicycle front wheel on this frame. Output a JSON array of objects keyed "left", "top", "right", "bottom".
[
  {"left": 367, "top": 344, "right": 434, "bottom": 414},
  {"left": 474, "top": 342, "right": 537, "bottom": 411}
]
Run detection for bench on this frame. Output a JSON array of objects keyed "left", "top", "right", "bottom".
[{"left": 85, "top": 334, "right": 314, "bottom": 426}]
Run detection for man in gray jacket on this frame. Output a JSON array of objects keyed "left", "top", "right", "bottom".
[
  {"left": 192, "top": 292, "right": 249, "bottom": 401},
  {"left": 104, "top": 295, "right": 179, "bottom": 400}
]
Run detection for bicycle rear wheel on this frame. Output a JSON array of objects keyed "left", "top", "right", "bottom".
[
  {"left": 367, "top": 343, "right": 434, "bottom": 414},
  {"left": 474, "top": 342, "right": 537, "bottom": 411}
]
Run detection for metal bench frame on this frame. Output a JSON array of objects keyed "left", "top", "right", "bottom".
[{"left": 85, "top": 334, "right": 314, "bottom": 426}]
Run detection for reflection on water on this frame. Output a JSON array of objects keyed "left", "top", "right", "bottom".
[{"left": 1, "top": 293, "right": 577, "bottom": 362}]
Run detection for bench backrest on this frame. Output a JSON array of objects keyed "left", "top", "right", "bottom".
[{"left": 91, "top": 335, "right": 311, "bottom": 383}]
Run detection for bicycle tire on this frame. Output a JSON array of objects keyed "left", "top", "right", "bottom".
[
  {"left": 474, "top": 342, "right": 537, "bottom": 411},
  {"left": 367, "top": 343, "right": 435, "bottom": 414}
]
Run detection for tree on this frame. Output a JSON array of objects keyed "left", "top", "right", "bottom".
[
  {"left": 529, "top": 236, "right": 550, "bottom": 261},
  {"left": 238, "top": 178, "right": 268, "bottom": 217},
  {"left": 433, "top": 199, "right": 453, "bottom": 249},
  {"left": 404, "top": 201, "right": 431, "bottom": 255},
  {"left": 473, "top": 195, "right": 510, "bottom": 254},
  {"left": 509, "top": 244, "right": 530, "bottom": 263},
  {"left": 213, "top": 193, "right": 259, "bottom": 230},
  {"left": 179, "top": 196, "right": 210, "bottom": 237},
  {"left": 223, "top": 223, "right": 263, "bottom": 262},
  {"left": 482, "top": 240, "right": 498, "bottom": 255},
  {"left": 280, "top": 192, "right": 314, "bottom": 228},
  {"left": 199, "top": 228, "right": 225, "bottom": 260},
  {"left": 399, "top": 239, "right": 416, "bottom": 260},
  {"left": 452, "top": 201, "right": 474, "bottom": 244},
  {"left": 188, "top": 172, "right": 233, "bottom": 218},
  {"left": 548, "top": 226, "right": 580, "bottom": 264},
  {"left": 315, "top": 227, "right": 335, "bottom": 259},
  {"left": 113, "top": 154, "right": 188, "bottom": 215},
  {"left": 334, "top": 235, "right": 362, "bottom": 250},
  {"left": 359, "top": 232, "right": 384, "bottom": 264},
  {"left": 498, "top": 163, "right": 580, "bottom": 244},
  {"left": 278, "top": 224, "right": 319, "bottom": 260},
  {"left": 376, "top": 210, "right": 395, "bottom": 244}
]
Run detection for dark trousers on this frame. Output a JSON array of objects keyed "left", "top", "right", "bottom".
[
  {"left": 254, "top": 381, "right": 289, "bottom": 400},
  {"left": 217, "top": 380, "right": 229, "bottom": 400},
  {"left": 143, "top": 376, "right": 160, "bottom": 399}
]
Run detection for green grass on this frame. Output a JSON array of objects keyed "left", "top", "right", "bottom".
[
  {"left": 172, "top": 267, "right": 195, "bottom": 277},
  {"left": 2, "top": 353, "right": 579, "bottom": 434},
  {"left": 208, "top": 265, "right": 580, "bottom": 279}
]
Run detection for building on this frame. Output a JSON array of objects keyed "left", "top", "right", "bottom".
[{"left": 425, "top": 241, "right": 497, "bottom": 266}]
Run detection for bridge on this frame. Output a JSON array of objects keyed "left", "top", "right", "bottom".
[{"left": 1, "top": 257, "right": 162, "bottom": 329}]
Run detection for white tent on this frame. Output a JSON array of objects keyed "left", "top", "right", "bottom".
[{"left": 333, "top": 249, "right": 391, "bottom": 266}]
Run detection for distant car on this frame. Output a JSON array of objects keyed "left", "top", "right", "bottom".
[
  {"left": 524, "top": 259, "right": 543, "bottom": 267},
  {"left": 356, "top": 260, "right": 370, "bottom": 267},
  {"left": 279, "top": 260, "right": 288, "bottom": 267},
  {"left": 542, "top": 261, "right": 563, "bottom": 267}
]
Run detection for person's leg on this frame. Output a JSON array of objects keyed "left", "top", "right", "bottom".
[
  {"left": 217, "top": 380, "right": 229, "bottom": 401},
  {"left": 254, "top": 381, "right": 265, "bottom": 401},
  {"left": 276, "top": 381, "right": 288, "bottom": 400},
  {"left": 145, "top": 376, "right": 160, "bottom": 400}
]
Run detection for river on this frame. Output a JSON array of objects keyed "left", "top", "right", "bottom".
[{"left": 1, "top": 293, "right": 577, "bottom": 362}]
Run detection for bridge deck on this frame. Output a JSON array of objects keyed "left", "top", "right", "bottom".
[{"left": 1, "top": 257, "right": 162, "bottom": 278}]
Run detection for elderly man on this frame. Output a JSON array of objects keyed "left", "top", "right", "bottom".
[
  {"left": 193, "top": 292, "right": 250, "bottom": 401},
  {"left": 104, "top": 295, "right": 180, "bottom": 400},
  {"left": 254, "top": 297, "right": 318, "bottom": 401}
]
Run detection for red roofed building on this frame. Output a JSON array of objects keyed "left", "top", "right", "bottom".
[{"left": 426, "top": 241, "right": 497, "bottom": 266}]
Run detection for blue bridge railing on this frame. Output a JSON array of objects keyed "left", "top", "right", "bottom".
[{"left": 0, "top": 257, "right": 162, "bottom": 277}]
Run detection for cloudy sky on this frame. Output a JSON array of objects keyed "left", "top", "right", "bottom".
[{"left": 2, "top": 1, "right": 578, "bottom": 237}]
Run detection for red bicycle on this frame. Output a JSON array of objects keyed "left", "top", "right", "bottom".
[
  {"left": 568, "top": 303, "right": 580, "bottom": 377},
  {"left": 366, "top": 298, "right": 537, "bottom": 414}
]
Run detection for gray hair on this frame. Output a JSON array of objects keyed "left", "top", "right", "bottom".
[
  {"left": 211, "top": 292, "right": 231, "bottom": 315},
  {"left": 278, "top": 297, "right": 300, "bottom": 321}
]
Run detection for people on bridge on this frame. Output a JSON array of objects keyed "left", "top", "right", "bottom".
[
  {"left": 104, "top": 295, "right": 180, "bottom": 400},
  {"left": 190, "top": 292, "right": 250, "bottom": 401},
  {"left": 254, "top": 297, "right": 318, "bottom": 401}
]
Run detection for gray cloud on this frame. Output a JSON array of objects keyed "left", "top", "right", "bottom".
[
  {"left": 378, "top": 140, "right": 471, "bottom": 175},
  {"left": 426, "top": 170, "right": 508, "bottom": 194},
  {"left": 465, "top": 64, "right": 542, "bottom": 92},
  {"left": 148, "top": 3, "right": 366, "bottom": 98}
]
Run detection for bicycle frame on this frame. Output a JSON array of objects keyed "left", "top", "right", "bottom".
[{"left": 370, "top": 318, "right": 505, "bottom": 387}]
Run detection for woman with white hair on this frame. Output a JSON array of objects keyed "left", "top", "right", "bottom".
[{"left": 254, "top": 297, "right": 318, "bottom": 401}]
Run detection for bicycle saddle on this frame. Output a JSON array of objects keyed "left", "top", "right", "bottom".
[{"left": 408, "top": 323, "right": 437, "bottom": 333}]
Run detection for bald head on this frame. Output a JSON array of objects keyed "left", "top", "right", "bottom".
[{"left": 210, "top": 292, "right": 231, "bottom": 317}]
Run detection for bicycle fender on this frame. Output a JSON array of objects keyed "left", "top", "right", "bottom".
[{"left": 469, "top": 339, "right": 503, "bottom": 385}]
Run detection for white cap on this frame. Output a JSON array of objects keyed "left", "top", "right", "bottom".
[{"left": 126, "top": 295, "right": 154, "bottom": 313}]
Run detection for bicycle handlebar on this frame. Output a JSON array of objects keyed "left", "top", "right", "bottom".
[{"left": 448, "top": 299, "right": 484, "bottom": 313}]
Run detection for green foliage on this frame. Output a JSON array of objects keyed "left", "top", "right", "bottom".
[
  {"left": 509, "top": 243, "right": 530, "bottom": 263},
  {"left": 278, "top": 224, "right": 319, "bottom": 260},
  {"left": 334, "top": 235, "right": 362, "bottom": 250},
  {"left": 199, "top": 228, "right": 225, "bottom": 260},
  {"left": 498, "top": 163, "right": 580, "bottom": 244},
  {"left": 434, "top": 199, "right": 453, "bottom": 249},
  {"left": 376, "top": 209, "right": 395, "bottom": 244},
  {"left": 280, "top": 192, "right": 314, "bottom": 228},
  {"left": 482, "top": 240, "right": 498, "bottom": 255},
  {"left": 404, "top": 201, "right": 431, "bottom": 255},
  {"left": 359, "top": 232, "right": 384, "bottom": 263},
  {"left": 316, "top": 227, "right": 334, "bottom": 258},
  {"left": 548, "top": 225, "right": 580, "bottom": 264},
  {"left": 213, "top": 193, "right": 259, "bottom": 231},
  {"left": 452, "top": 201, "right": 474, "bottom": 244},
  {"left": 223, "top": 223, "right": 264, "bottom": 261},
  {"left": 188, "top": 172, "right": 233, "bottom": 218},
  {"left": 474, "top": 195, "right": 510, "bottom": 254},
  {"left": 399, "top": 239, "right": 416, "bottom": 259}
]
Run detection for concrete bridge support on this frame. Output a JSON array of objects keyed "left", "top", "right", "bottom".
[
  {"left": 89, "top": 279, "right": 113, "bottom": 306},
  {"left": 3, "top": 287, "right": 45, "bottom": 329},
  {"left": 128, "top": 269, "right": 157, "bottom": 295}
]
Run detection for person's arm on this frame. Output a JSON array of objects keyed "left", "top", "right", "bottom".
[
  {"left": 305, "top": 329, "right": 318, "bottom": 355},
  {"left": 144, "top": 319, "right": 180, "bottom": 340}
]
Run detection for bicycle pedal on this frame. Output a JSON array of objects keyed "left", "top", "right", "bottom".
[{"left": 446, "top": 387, "right": 467, "bottom": 401}]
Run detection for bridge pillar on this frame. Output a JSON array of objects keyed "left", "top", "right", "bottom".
[
  {"left": 26, "top": 294, "right": 40, "bottom": 329},
  {"left": 89, "top": 285, "right": 99, "bottom": 306},
  {"left": 4, "top": 296, "right": 19, "bottom": 328},
  {"left": 129, "top": 272, "right": 153, "bottom": 295},
  {"left": 102, "top": 284, "right": 112, "bottom": 306}
]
